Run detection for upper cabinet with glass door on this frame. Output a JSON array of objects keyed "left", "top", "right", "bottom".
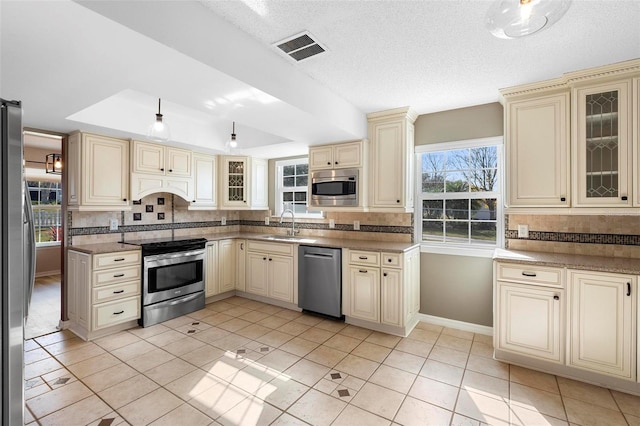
[{"left": 573, "top": 80, "right": 632, "bottom": 207}]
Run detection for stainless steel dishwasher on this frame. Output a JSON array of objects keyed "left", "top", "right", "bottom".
[{"left": 298, "top": 245, "right": 342, "bottom": 318}]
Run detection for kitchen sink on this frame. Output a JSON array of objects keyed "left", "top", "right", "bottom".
[{"left": 259, "top": 235, "right": 317, "bottom": 243}]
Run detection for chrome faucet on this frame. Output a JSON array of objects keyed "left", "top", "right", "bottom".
[{"left": 280, "top": 208, "right": 298, "bottom": 236}]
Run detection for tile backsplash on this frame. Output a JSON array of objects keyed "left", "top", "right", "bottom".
[
  {"left": 506, "top": 214, "right": 640, "bottom": 259},
  {"left": 68, "top": 193, "right": 413, "bottom": 246}
]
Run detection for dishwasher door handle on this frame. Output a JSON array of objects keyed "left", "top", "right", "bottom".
[{"left": 303, "top": 253, "right": 335, "bottom": 259}]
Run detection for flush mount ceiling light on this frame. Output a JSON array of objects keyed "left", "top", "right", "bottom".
[
  {"left": 147, "top": 98, "right": 171, "bottom": 141},
  {"left": 45, "top": 153, "right": 62, "bottom": 174},
  {"left": 486, "top": 0, "right": 571, "bottom": 39}
]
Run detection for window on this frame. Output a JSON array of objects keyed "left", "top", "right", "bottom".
[
  {"left": 275, "top": 158, "right": 322, "bottom": 218},
  {"left": 416, "top": 137, "right": 503, "bottom": 255},
  {"left": 28, "top": 180, "right": 62, "bottom": 246}
]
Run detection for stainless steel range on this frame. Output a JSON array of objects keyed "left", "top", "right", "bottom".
[{"left": 122, "top": 237, "right": 206, "bottom": 327}]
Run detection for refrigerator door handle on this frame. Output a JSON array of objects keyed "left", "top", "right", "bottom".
[{"left": 24, "top": 181, "right": 36, "bottom": 317}]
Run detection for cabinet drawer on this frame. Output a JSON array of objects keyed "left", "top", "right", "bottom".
[
  {"left": 497, "top": 263, "right": 564, "bottom": 288},
  {"left": 247, "top": 241, "right": 294, "bottom": 256},
  {"left": 381, "top": 252, "right": 401, "bottom": 268},
  {"left": 93, "top": 281, "right": 140, "bottom": 304},
  {"left": 93, "top": 265, "right": 141, "bottom": 287},
  {"left": 349, "top": 250, "right": 380, "bottom": 266},
  {"left": 93, "top": 251, "right": 141, "bottom": 270},
  {"left": 92, "top": 296, "right": 140, "bottom": 330}
]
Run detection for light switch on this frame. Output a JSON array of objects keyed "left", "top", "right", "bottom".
[{"left": 517, "top": 224, "right": 529, "bottom": 238}]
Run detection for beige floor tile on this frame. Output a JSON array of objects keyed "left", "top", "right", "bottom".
[
  {"left": 279, "top": 336, "right": 319, "bottom": 357},
  {"left": 351, "top": 341, "right": 392, "bottom": 363},
  {"left": 466, "top": 354, "right": 509, "bottom": 380},
  {"left": 128, "top": 323, "right": 171, "bottom": 339},
  {"left": 351, "top": 382, "right": 404, "bottom": 420},
  {"left": 210, "top": 333, "right": 251, "bottom": 351},
  {"left": 278, "top": 321, "right": 311, "bottom": 336},
  {"left": 462, "top": 370, "right": 509, "bottom": 400},
  {"left": 203, "top": 352, "right": 249, "bottom": 381},
  {"left": 314, "top": 318, "right": 346, "bottom": 333},
  {"left": 257, "top": 330, "right": 294, "bottom": 348},
  {"left": 238, "top": 310, "right": 271, "bottom": 323},
  {"left": 236, "top": 323, "right": 272, "bottom": 340},
  {"left": 225, "top": 296, "right": 252, "bottom": 306},
  {"left": 228, "top": 363, "right": 277, "bottom": 394},
  {"left": 218, "top": 317, "right": 253, "bottom": 332},
  {"left": 24, "top": 406, "right": 35, "bottom": 424},
  {"left": 201, "top": 312, "right": 235, "bottom": 326},
  {"left": 24, "top": 357, "right": 63, "bottom": 380},
  {"left": 383, "top": 349, "right": 425, "bottom": 374},
  {"left": 186, "top": 307, "right": 215, "bottom": 320},
  {"left": 180, "top": 343, "right": 225, "bottom": 367},
  {"left": 255, "top": 374, "right": 310, "bottom": 410},
  {"left": 509, "top": 405, "right": 568, "bottom": 426},
  {"left": 407, "top": 327, "right": 440, "bottom": 344},
  {"left": 67, "top": 352, "right": 121, "bottom": 378},
  {"left": 450, "top": 413, "right": 483, "bottom": 426},
  {"left": 224, "top": 306, "right": 252, "bottom": 318},
  {"left": 284, "top": 358, "right": 331, "bottom": 387},
  {"left": 626, "top": 413, "right": 640, "bottom": 426},
  {"left": 298, "top": 327, "right": 335, "bottom": 344},
  {"left": 557, "top": 376, "right": 618, "bottom": 410},
  {"left": 258, "top": 349, "right": 301, "bottom": 372},
  {"left": 218, "top": 395, "right": 283, "bottom": 426},
  {"left": 162, "top": 315, "right": 201, "bottom": 329},
  {"left": 93, "top": 331, "right": 141, "bottom": 352},
  {"left": 24, "top": 347, "right": 50, "bottom": 365},
  {"left": 274, "top": 309, "right": 303, "bottom": 321},
  {"left": 144, "top": 357, "right": 197, "bottom": 386},
  {"left": 24, "top": 339, "right": 40, "bottom": 352},
  {"left": 415, "top": 322, "right": 444, "bottom": 333},
  {"left": 420, "top": 359, "right": 465, "bottom": 387},
  {"left": 192, "top": 326, "right": 231, "bottom": 344},
  {"left": 338, "top": 324, "right": 372, "bottom": 340},
  {"left": 442, "top": 327, "right": 475, "bottom": 340},
  {"left": 470, "top": 341, "right": 494, "bottom": 359},
  {"left": 563, "top": 396, "right": 627, "bottom": 426},
  {"left": 271, "top": 413, "right": 308, "bottom": 425},
  {"left": 365, "top": 331, "right": 401, "bottom": 348},
  {"left": 110, "top": 339, "right": 157, "bottom": 361},
  {"left": 323, "top": 333, "right": 361, "bottom": 352},
  {"left": 41, "top": 336, "right": 90, "bottom": 356},
  {"left": 332, "top": 404, "right": 391, "bottom": 426},
  {"left": 188, "top": 382, "right": 250, "bottom": 419},
  {"left": 26, "top": 380, "right": 93, "bottom": 419},
  {"left": 409, "top": 375, "right": 459, "bottom": 410},
  {"left": 305, "top": 345, "right": 348, "bottom": 368},
  {"left": 261, "top": 315, "right": 291, "bottom": 329},
  {"left": 34, "top": 330, "right": 75, "bottom": 347},
  {"left": 334, "top": 354, "right": 380, "bottom": 380},
  {"left": 119, "top": 387, "right": 183, "bottom": 425},
  {"left": 510, "top": 382, "right": 566, "bottom": 420},
  {"left": 126, "top": 347, "right": 175, "bottom": 372},
  {"left": 429, "top": 345, "right": 469, "bottom": 368},
  {"left": 395, "top": 395, "right": 453, "bottom": 426},
  {"left": 82, "top": 362, "right": 138, "bottom": 393},
  {"left": 395, "top": 337, "right": 434, "bottom": 358},
  {"left": 256, "top": 304, "right": 284, "bottom": 315},
  {"left": 41, "top": 368, "right": 77, "bottom": 390},
  {"left": 287, "top": 388, "right": 346, "bottom": 425},
  {"left": 436, "top": 334, "right": 473, "bottom": 353},
  {"left": 473, "top": 333, "right": 494, "bottom": 345},
  {"left": 146, "top": 329, "right": 187, "bottom": 347},
  {"left": 97, "top": 374, "right": 159, "bottom": 409},
  {"left": 455, "top": 389, "right": 511, "bottom": 426},
  {"left": 54, "top": 343, "right": 106, "bottom": 366},
  {"left": 164, "top": 369, "right": 223, "bottom": 401},
  {"left": 369, "top": 364, "right": 417, "bottom": 394},
  {"left": 25, "top": 383, "right": 51, "bottom": 401},
  {"left": 294, "top": 314, "right": 324, "bottom": 327},
  {"left": 37, "top": 395, "right": 112, "bottom": 426},
  {"left": 509, "top": 365, "right": 559, "bottom": 394},
  {"left": 612, "top": 390, "right": 640, "bottom": 417},
  {"left": 162, "top": 335, "right": 207, "bottom": 356}
]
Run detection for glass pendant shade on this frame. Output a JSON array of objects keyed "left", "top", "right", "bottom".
[
  {"left": 147, "top": 98, "right": 171, "bottom": 141},
  {"left": 229, "top": 121, "right": 238, "bottom": 148},
  {"left": 486, "top": 0, "right": 571, "bottom": 39},
  {"left": 45, "top": 153, "right": 62, "bottom": 174}
]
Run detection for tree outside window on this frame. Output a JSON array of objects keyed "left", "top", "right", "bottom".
[{"left": 27, "top": 180, "right": 62, "bottom": 245}]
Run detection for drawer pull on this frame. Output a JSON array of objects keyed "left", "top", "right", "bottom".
[
  {"left": 113, "top": 258, "right": 125, "bottom": 262},
  {"left": 387, "top": 258, "right": 392, "bottom": 262},
  {"left": 359, "top": 269, "right": 368, "bottom": 273},
  {"left": 113, "top": 290, "right": 125, "bottom": 294},
  {"left": 627, "top": 282, "right": 631, "bottom": 297},
  {"left": 383, "top": 272, "right": 388, "bottom": 277},
  {"left": 113, "top": 310, "right": 124, "bottom": 315},
  {"left": 358, "top": 256, "right": 368, "bottom": 260},
  {"left": 113, "top": 273, "right": 125, "bottom": 278},
  {"left": 553, "top": 295, "right": 559, "bottom": 300},
  {"left": 521, "top": 272, "right": 537, "bottom": 277}
]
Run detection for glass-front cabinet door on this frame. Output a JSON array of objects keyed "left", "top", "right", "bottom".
[
  {"left": 221, "top": 156, "right": 248, "bottom": 208},
  {"left": 573, "top": 80, "right": 632, "bottom": 207}
]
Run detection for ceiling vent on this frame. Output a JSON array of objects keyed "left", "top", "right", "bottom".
[{"left": 274, "top": 32, "right": 326, "bottom": 62}]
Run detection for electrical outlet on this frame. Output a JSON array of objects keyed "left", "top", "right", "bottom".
[
  {"left": 265, "top": 216, "right": 270, "bottom": 225},
  {"left": 517, "top": 224, "right": 529, "bottom": 238},
  {"left": 221, "top": 217, "right": 227, "bottom": 226},
  {"left": 354, "top": 220, "right": 360, "bottom": 231},
  {"left": 329, "top": 219, "right": 335, "bottom": 229},
  {"left": 109, "top": 219, "right": 118, "bottom": 231}
]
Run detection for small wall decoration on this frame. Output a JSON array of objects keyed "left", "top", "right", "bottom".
[
  {"left": 146, "top": 205, "right": 154, "bottom": 213},
  {"left": 157, "top": 197, "right": 165, "bottom": 205},
  {"left": 133, "top": 213, "right": 142, "bottom": 221},
  {"left": 133, "top": 200, "right": 142, "bottom": 205},
  {"left": 157, "top": 212, "right": 165, "bottom": 220}
]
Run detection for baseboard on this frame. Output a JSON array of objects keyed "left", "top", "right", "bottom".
[
  {"left": 35, "top": 270, "right": 61, "bottom": 278},
  {"left": 417, "top": 313, "right": 493, "bottom": 336},
  {"left": 58, "top": 320, "right": 70, "bottom": 330}
]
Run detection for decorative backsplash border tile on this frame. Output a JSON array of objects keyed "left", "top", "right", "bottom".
[{"left": 505, "top": 230, "right": 640, "bottom": 246}]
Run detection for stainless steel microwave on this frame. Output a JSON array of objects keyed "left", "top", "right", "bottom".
[{"left": 310, "top": 168, "right": 358, "bottom": 207}]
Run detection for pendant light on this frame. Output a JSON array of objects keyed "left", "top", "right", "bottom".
[
  {"left": 45, "top": 153, "right": 62, "bottom": 174},
  {"left": 147, "top": 98, "right": 171, "bottom": 141},
  {"left": 230, "top": 121, "right": 238, "bottom": 148},
  {"left": 486, "top": 0, "right": 571, "bottom": 39}
]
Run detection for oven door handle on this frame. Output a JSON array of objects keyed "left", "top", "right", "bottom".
[
  {"left": 166, "top": 292, "right": 201, "bottom": 306},
  {"left": 144, "top": 249, "right": 205, "bottom": 263}
]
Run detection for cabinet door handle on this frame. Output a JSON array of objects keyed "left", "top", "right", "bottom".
[
  {"left": 522, "top": 272, "right": 537, "bottom": 277},
  {"left": 269, "top": 258, "right": 272, "bottom": 261},
  {"left": 627, "top": 282, "right": 631, "bottom": 296},
  {"left": 359, "top": 269, "right": 368, "bottom": 273},
  {"left": 387, "top": 258, "right": 392, "bottom": 262},
  {"left": 383, "top": 272, "right": 388, "bottom": 277},
  {"left": 240, "top": 243, "right": 244, "bottom": 250},
  {"left": 622, "top": 196, "right": 628, "bottom": 201},
  {"left": 553, "top": 295, "right": 559, "bottom": 300},
  {"left": 169, "top": 169, "right": 173, "bottom": 173},
  {"left": 263, "top": 257, "right": 267, "bottom": 261},
  {"left": 358, "top": 256, "right": 368, "bottom": 260},
  {"left": 113, "top": 290, "right": 125, "bottom": 294},
  {"left": 396, "top": 200, "right": 400, "bottom": 203},
  {"left": 114, "top": 258, "right": 125, "bottom": 262},
  {"left": 160, "top": 168, "right": 164, "bottom": 171},
  {"left": 113, "top": 310, "right": 124, "bottom": 315},
  {"left": 335, "top": 161, "right": 338, "bottom": 165},
  {"left": 113, "top": 273, "right": 125, "bottom": 278},
  {"left": 560, "top": 197, "right": 566, "bottom": 202}
]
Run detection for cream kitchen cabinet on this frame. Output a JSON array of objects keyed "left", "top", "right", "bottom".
[
  {"left": 245, "top": 241, "right": 295, "bottom": 303},
  {"left": 205, "top": 240, "right": 237, "bottom": 297},
  {"left": 236, "top": 239, "right": 246, "bottom": 292},
  {"left": 367, "top": 107, "right": 417, "bottom": 212},
  {"left": 494, "top": 262, "right": 565, "bottom": 363},
  {"left": 130, "top": 140, "right": 193, "bottom": 201},
  {"left": 219, "top": 156, "right": 268, "bottom": 210},
  {"left": 67, "top": 249, "right": 141, "bottom": 340},
  {"left": 309, "top": 140, "right": 363, "bottom": 170},
  {"left": 568, "top": 269, "right": 636, "bottom": 379},
  {"left": 190, "top": 153, "right": 217, "bottom": 209},
  {"left": 342, "top": 247, "right": 420, "bottom": 336},
  {"left": 67, "top": 132, "right": 130, "bottom": 210},
  {"left": 502, "top": 92, "right": 570, "bottom": 207},
  {"left": 205, "top": 242, "right": 218, "bottom": 297},
  {"left": 634, "top": 77, "right": 640, "bottom": 207}
]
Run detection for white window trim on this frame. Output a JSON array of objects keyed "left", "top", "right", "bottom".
[
  {"left": 274, "top": 158, "right": 323, "bottom": 219},
  {"left": 414, "top": 136, "right": 504, "bottom": 257}
]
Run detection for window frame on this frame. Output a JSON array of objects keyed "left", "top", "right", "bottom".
[
  {"left": 274, "top": 157, "right": 323, "bottom": 219},
  {"left": 414, "top": 137, "right": 504, "bottom": 258},
  {"left": 27, "top": 179, "right": 63, "bottom": 247}
]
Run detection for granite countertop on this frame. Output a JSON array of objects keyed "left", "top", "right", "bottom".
[
  {"left": 494, "top": 249, "right": 640, "bottom": 275},
  {"left": 68, "top": 242, "right": 142, "bottom": 255}
]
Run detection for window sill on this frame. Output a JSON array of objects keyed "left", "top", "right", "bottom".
[
  {"left": 420, "top": 243, "right": 497, "bottom": 258},
  {"left": 36, "top": 242, "right": 62, "bottom": 248}
]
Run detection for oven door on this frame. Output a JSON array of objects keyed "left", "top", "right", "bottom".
[{"left": 143, "top": 249, "right": 205, "bottom": 306}]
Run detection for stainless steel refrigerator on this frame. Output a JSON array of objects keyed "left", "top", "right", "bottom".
[{"left": 1, "top": 99, "right": 36, "bottom": 425}]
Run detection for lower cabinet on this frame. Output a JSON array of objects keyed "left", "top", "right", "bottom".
[
  {"left": 342, "top": 246, "right": 420, "bottom": 335},
  {"left": 67, "top": 249, "right": 141, "bottom": 340},
  {"left": 245, "top": 241, "right": 295, "bottom": 303},
  {"left": 205, "top": 239, "right": 237, "bottom": 297}
]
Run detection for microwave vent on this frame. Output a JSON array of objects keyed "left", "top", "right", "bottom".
[{"left": 274, "top": 31, "right": 326, "bottom": 62}]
